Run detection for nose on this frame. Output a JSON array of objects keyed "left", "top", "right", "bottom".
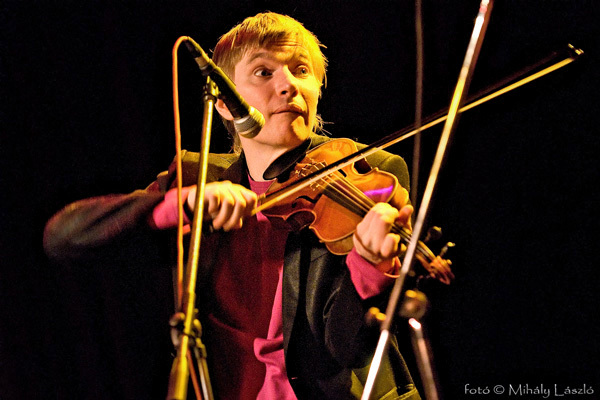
[{"left": 275, "top": 67, "right": 299, "bottom": 98}]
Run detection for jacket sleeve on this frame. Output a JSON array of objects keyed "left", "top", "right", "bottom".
[
  {"left": 43, "top": 189, "right": 165, "bottom": 263},
  {"left": 42, "top": 150, "right": 237, "bottom": 264}
]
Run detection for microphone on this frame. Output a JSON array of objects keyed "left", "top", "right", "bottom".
[{"left": 184, "top": 37, "right": 264, "bottom": 138}]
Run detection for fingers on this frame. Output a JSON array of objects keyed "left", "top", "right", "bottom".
[
  {"left": 354, "top": 202, "right": 456, "bottom": 284},
  {"left": 397, "top": 204, "right": 413, "bottom": 229},
  {"left": 353, "top": 203, "right": 413, "bottom": 266},
  {"left": 210, "top": 181, "right": 257, "bottom": 231},
  {"left": 189, "top": 181, "right": 257, "bottom": 231}
]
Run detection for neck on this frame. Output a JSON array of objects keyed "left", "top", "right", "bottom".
[{"left": 241, "top": 141, "right": 292, "bottom": 182}]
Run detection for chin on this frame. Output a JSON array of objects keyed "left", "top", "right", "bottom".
[
  {"left": 271, "top": 127, "right": 310, "bottom": 147},
  {"left": 286, "top": 130, "right": 311, "bottom": 147},
  {"left": 289, "top": 123, "right": 312, "bottom": 141}
]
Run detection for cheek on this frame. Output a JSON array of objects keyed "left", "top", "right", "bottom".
[
  {"left": 233, "top": 75, "right": 268, "bottom": 111},
  {"left": 237, "top": 87, "right": 263, "bottom": 110},
  {"left": 304, "top": 84, "right": 320, "bottom": 114},
  {"left": 307, "top": 91, "right": 320, "bottom": 127}
]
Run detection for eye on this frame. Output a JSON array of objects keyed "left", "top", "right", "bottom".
[
  {"left": 253, "top": 67, "right": 272, "bottom": 77},
  {"left": 295, "top": 65, "right": 310, "bottom": 77}
]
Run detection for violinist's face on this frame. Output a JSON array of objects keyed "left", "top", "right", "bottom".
[{"left": 222, "top": 41, "right": 321, "bottom": 152}]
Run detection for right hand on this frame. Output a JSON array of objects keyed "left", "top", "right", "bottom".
[{"left": 186, "top": 181, "right": 257, "bottom": 231}]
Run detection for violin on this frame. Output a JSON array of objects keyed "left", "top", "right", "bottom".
[{"left": 257, "top": 138, "right": 455, "bottom": 285}]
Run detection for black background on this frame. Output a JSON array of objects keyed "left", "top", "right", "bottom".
[{"left": 2, "top": 0, "right": 599, "bottom": 399}]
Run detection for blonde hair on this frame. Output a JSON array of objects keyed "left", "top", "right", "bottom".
[{"left": 212, "top": 12, "right": 328, "bottom": 153}]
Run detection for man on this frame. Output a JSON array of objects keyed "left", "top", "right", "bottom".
[{"left": 45, "top": 12, "right": 447, "bottom": 399}]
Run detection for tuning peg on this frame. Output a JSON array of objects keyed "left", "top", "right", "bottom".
[
  {"left": 424, "top": 226, "right": 442, "bottom": 243},
  {"left": 439, "top": 242, "right": 455, "bottom": 258}
]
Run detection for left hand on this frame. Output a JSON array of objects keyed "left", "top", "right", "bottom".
[{"left": 353, "top": 202, "right": 413, "bottom": 272}]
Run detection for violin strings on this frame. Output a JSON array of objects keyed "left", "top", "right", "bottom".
[
  {"left": 321, "top": 173, "right": 373, "bottom": 215},
  {"left": 320, "top": 172, "right": 433, "bottom": 262},
  {"left": 260, "top": 162, "right": 434, "bottom": 262},
  {"left": 321, "top": 174, "right": 427, "bottom": 255}
]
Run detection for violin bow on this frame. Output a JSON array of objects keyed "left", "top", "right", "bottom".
[{"left": 255, "top": 42, "right": 582, "bottom": 215}]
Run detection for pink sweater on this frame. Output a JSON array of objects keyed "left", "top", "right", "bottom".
[{"left": 152, "top": 181, "right": 398, "bottom": 399}]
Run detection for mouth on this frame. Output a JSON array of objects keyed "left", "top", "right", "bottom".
[{"left": 273, "top": 104, "right": 305, "bottom": 116}]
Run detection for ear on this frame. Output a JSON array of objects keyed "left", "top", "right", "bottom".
[{"left": 215, "top": 99, "right": 234, "bottom": 121}]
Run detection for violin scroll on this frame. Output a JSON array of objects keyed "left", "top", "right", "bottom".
[
  {"left": 418, "top": 254, "right": 454, "bottom": 285},
  {"left": 414, "top": 231, "right": 455, "bottom": 285}
]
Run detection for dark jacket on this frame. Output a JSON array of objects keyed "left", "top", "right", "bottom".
[{"left": 44, "top": 135, "right": 420, "bottom": 400}]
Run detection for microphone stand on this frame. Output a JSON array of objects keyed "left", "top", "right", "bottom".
[
  {"left": 400, "top": 290, "right": 442, "bottom": 400},
  {"left": 361, "top": 1, "right": 494, "bottom": 399},
  {"left": 166, "top": 76, "right": 217, "bottom": 400}
]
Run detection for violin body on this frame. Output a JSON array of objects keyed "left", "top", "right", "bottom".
[{"left": 263, "top": 138, "right": 409, "bottom": 254}]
